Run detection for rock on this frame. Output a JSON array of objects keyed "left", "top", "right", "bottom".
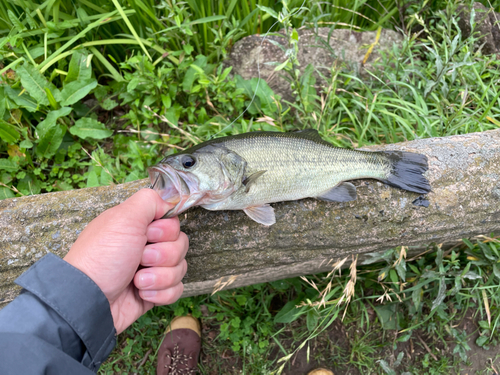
[
  {"left": 457, "top": 2, "right": 500, "bottom": 54},
  {"left": 225, "top": 28, "right": 403, "bottom": 100}
]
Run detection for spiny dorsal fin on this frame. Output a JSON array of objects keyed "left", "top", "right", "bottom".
[
  {"left": 243, "top": 204, "right": 276, "bottom": 226},
  {"left": 243, "top": 170, "right": 266, "bottom": 193},
  {"left": 291, "top": 129, "right": 333, "bottom": 147}
]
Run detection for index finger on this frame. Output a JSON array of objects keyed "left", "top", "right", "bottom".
[{"left": 146, "top": 218, "right": 181, "bottom": 243}]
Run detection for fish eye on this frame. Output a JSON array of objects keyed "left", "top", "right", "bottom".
[{"left": 181, "top": 155, "right": 196, "bottom": 169}]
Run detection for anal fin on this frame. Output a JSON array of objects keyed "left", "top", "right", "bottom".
[
  {"left": 243, "top": 204, "right": 276, "bottom": 226},
  {"left": 317, "top": 182, "right": 357, "bottom": 202}
]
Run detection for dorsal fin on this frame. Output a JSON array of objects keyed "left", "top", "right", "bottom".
[{"left": 291, "top": 129, "right": 332, "bottom": 146}]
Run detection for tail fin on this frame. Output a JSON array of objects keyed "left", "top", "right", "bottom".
[{"left": 381, "top": 151, "right": 431, "bottom": 194}]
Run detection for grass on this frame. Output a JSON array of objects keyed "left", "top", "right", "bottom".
[{"left": 2, "top": 0, "right": 500, "bottom": 373}]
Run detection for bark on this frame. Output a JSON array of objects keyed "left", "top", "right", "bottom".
[{"left": 2, "top": 130, "right": 500, "bottom": 308}]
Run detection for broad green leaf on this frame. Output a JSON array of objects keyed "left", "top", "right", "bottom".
[
  {"left": 493, "top": 264, "right": 500, "bottom": 280},
  {"left": 36, "top": 125, "right": 65, "bottom": 159},
  {"left": 435, "top": 247, "right": 443, "bottom": 267},
  {"left": 16, "top": 64, "right": 57, "bottom": 106},
  {"left": 0, "top": 186, "right": 15, "bottom": 200},
  {"left": 66, "top": 50, "right": 92, "bottom": 84},
  {"left": 86, "top": 170, "right": 99, "bottom": 187},
  {"left": 70, "top": 118, "right": 112, "bottom": 140},
  {"left": 182, "top": 55, "right": 208, "bottom": 92},
  {"left": 256, "top": 5, "right": 278, "bottom": 19},
  {"left": 463, "top": 271, "right": 482, "bottom": 280},
  {"left": 0, "top": 120, "right": 20, "bottom": 143},
  {"left": 374, "top": 304, "right": 398, "bottom": 330},
  {"left": 183, "top": 44, "right": 194, "bottom": 55},
  {"left": 476, "top": 335, "right": 489, "bottom": 347},
  {"left": 61, "top": 79, "right": 97, "bottom": 106},
  {"left": 377, "top": 359, "right": 396, "bottom": 375},
  {"left": 395, "top": 258, "right": 406, "bottom": 282},
  {"left": 36, "top": 107, "right": 72, "bottom": 138},
  {"left": 27, "top": 46, "right": 45, "bottom": 60},
  {"left": 0, "top": 87, "right": 5, "bottom": 118},
  {"left": 219, "top": 67, "right": 232, "bottom": 82},
  {"left": 431, "top": 277, "right": 447, "bottom": 311},
  {"left": 4, "top": 86, "right": 38, "bottom": 112},
  {"left": 17, "top": 174, "right": 41, "bottom": 195},
  {"left": 274, "top": 300, "right": 304, "bottom": 324},
  {"left": 235, "top": 75, "right": 279, "bottom": 115},
  {"left": 127, "top": 77, "right": 139, "bottom": 92},
  {"left": 8, "top": 10, "right": 25, "bottom": 32},
  {"left": 101, "top": 98, "right": 118, "bottom": 110},
  {"left": 306, "top": 309, "right": 319, "bottom": 332},
  {"left": 20, "top": 139, "right": 33, "bottom": 149},
  {"left": 462, "top": 238, "right": 474, "bottom": 249},
  {"left": 125, "top": 171, "right": 141, "bottom": 182},
  {"left": 100, "top": 169, "right": 113, "bottom": 186},
  {"left": 412, "top": 286, "right": 422, "bottom": 310},
  {"left": 0, "top": 159, "right": 18, "bottom": 172},
  {"left": 25, "top": 12, "right": 38, "bottom": 29}
]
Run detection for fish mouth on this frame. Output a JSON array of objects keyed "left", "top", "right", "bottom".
[{"left": 148, "top": 165, "right": 202, "bottom": 218}]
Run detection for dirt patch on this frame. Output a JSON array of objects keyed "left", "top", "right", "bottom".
[{"left": 198, "top": 307, "right": 500, "bottom": 374}]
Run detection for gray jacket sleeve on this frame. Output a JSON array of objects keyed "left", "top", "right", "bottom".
[{"left": 0, "top": 253, "right": 117, "bottom": 374}]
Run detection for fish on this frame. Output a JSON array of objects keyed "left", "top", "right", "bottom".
[{"left": 148, "top": 130, "right": 431, "bottom": 225}]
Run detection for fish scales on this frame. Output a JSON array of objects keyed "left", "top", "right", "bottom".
[
  {"left": 149, "top": 130, "right": 430, "bottom": 225},
  {"left": 211, "top": 134, "right": 391, "bottom": 209}
]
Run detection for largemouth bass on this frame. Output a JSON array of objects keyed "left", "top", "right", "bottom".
[{"left": 149, "top": 130, "right": 430, "bottom": 225}]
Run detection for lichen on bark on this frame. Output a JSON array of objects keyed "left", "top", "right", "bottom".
[{"left": 2, "top": 130, "right": 500, "bottom": 306}]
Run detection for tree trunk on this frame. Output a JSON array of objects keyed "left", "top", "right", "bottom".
[{"left": 1, "top": 130, "right": 500, "bottom": 308}]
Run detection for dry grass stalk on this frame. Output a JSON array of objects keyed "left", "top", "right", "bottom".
[
  {"left": 144, "top": 105, "right": 202, "bottom": 144},
  {"left": 211, "top": 275, "right": 238, "bottom": 295},
  {"left": 393, "top": 246, "right": 407, "bottom": 267},
  {"left": 337, "top": 255, "right": 358, "bottom": 320},
  {"left": 81, "top": 147, "right": 117, "bottom": 184},
  {"left": 482, "top": 289, "right": 492, "bottom": 327}
]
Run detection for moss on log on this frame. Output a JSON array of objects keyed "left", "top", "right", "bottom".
[{"left": 2, "top": 130, "right": 500, "bottom": 307}]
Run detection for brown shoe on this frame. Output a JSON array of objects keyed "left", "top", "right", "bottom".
[
  {"left": 308, "top": 369, "right": 334, "bottom": 375},
  {"left": 157, "top": 315, "right": 201, "bottom": 375}
]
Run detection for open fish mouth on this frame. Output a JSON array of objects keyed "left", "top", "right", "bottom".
[
  {"left": 148, "top": 164, "right": 204, "bottom": 218},
  {"left": 149, "top": 165, "right": 189, "bottom": 217}
]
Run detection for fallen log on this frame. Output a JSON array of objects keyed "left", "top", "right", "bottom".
[{"left": 1, "top": 130, "right": 500, "bottom": 308}]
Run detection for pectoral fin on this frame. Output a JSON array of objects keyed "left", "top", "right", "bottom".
[
  {"left": 243, "top": 204, "right": 276, "bottom": 226},
  {"left": 316, "top": 182, "right": 357, "bottom": 202},
  {"left": 243, "top": 170, "right": 266, "bottom": 193}
]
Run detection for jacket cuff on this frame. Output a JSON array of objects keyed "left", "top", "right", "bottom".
[{"left": 15, "top": 253, "right": 116, "bottom": 370}]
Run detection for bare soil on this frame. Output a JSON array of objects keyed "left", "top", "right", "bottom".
[{"left": 199, "top": 308, "right": 500, "bottom": 375}]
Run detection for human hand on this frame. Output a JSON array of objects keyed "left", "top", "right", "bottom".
[{"left": 64, "top": 189, "right": 188, "bottom": 334}]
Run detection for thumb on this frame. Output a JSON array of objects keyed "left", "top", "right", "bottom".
[{"left": 118, "top": 188, "right": 172, "bottom": 225}]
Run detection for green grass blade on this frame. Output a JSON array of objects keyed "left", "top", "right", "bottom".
[
  {"left": 110, "top": 0, "right": 151, "bottom": 60},
  {"left": 188, "top": 15, "right": 226, "bottom": 26},
  {"left": 38, "top": 11, "right": 124, "bottom": 71},
  {"left": 88, "top": 46, "right": 123, "bottom": 81},
  {"left": 78, "top": 0, "right": 108, "bottom": 14}
]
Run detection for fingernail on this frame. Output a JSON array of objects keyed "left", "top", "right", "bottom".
[
  {"left": 138, "top": 272, "right": 156, "bottom": 288},
  {"left": 147, "top": 227, "right": 163, "bottom": 241},
  {"left": 142, "top": 249, "right": 159, "bottom": 265},
  {"left": 141, "top": 290, "right": 157, "bottom": 298}
]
